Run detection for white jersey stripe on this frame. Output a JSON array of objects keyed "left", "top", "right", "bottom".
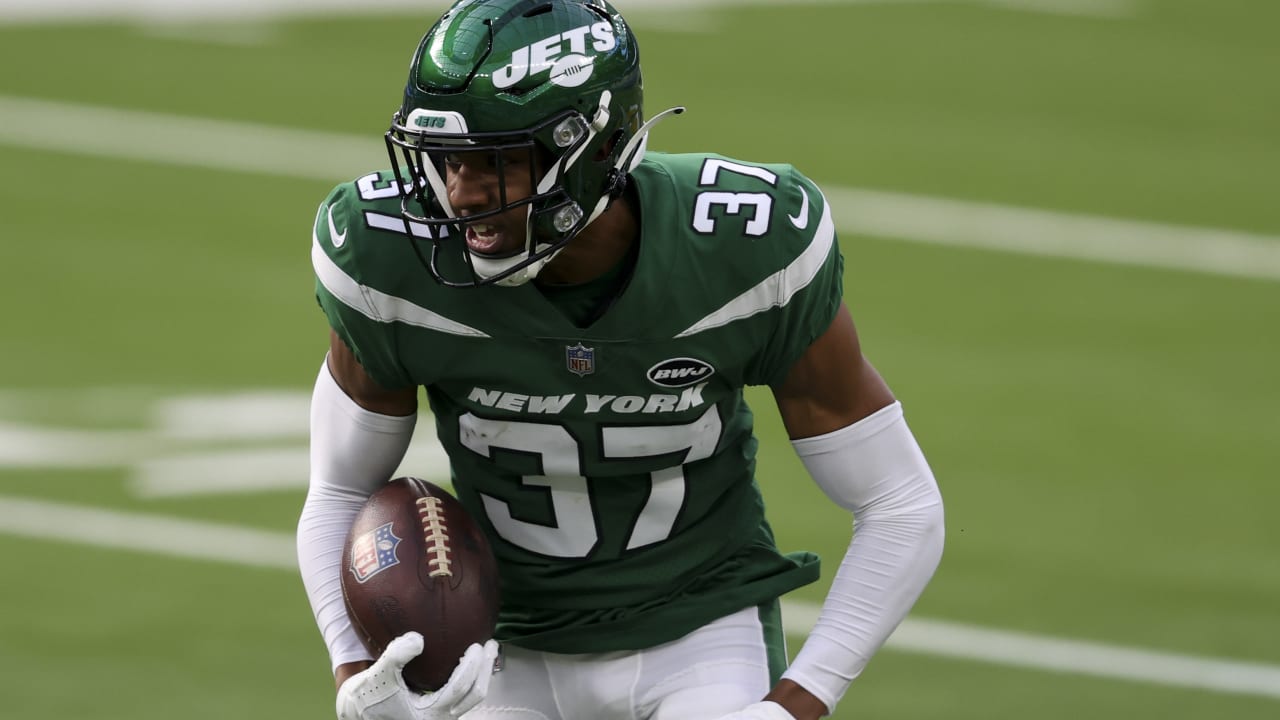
[
  {"left": 311, "top": 233, "right": 490, "bottom": 338},
  {"left": 676, "top": 192, "right": 837, "bottom": 338}
]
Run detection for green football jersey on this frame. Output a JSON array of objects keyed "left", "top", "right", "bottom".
[{"left": 313, "top": 152, "right": 843, "bottom": 653}]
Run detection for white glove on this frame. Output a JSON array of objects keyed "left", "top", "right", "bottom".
[
  {"left": 336, "top": 632, "right": 500, "bottom": 720},
  {"left": 714, "top": 701, "right": 797, "bottom": 720}
]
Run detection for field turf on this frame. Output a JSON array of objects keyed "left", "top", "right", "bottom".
[{"left": 1, "top": 1, "right": 1277, "bottom": 717}]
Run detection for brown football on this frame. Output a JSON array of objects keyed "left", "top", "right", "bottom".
[{"left": 340, "top": 477, "right": 500, "bottom": 692}]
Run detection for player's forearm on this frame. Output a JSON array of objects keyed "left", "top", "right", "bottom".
[
  {"left": 298, "top": 482, "right": 379, "bottom": 671},
  {"left": 298, "top": 360, "right": 417, "bottom": 672},
  {"left": 782, "top": 401, "right": 945, "bottom": 711},
  {"left": 784, "top": 502, "right": 944, "bottom": 708}
]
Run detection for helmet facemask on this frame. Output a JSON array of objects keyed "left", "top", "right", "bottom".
[
  {"left": 386, "top": 101, "right": 615, "bottom": 288},
  {"left": 384, "top": 0, "right": 658, "bottom": 288}
]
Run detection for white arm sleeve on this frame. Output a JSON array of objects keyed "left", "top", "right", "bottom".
[
  {"left": 297, "top": 359, "right": 417, "bottom": 673},
  {"left": 780, "top": 401, "right": 945, "bottom": 711}
]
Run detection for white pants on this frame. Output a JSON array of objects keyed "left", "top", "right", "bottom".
[{"left": 464, "top": 605, "right": 781, "bottom": 720}]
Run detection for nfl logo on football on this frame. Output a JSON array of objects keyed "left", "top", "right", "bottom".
[
  {"left": 566, "top": 343, "right": 595, "bottom": 377},
  {"left": 349, "top": 522, "right": 401, "bottom": 583}
]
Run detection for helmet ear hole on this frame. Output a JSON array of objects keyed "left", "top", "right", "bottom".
[{"left": 596, "top": 128, "right": 626, "bottom": 162}]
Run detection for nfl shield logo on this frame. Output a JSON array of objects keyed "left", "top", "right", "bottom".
[
  {"left": 349, "top": 522, "right": 401, "bottom": 584},
  {"left": 566, "top": 343, "right": 595, "bottom": 377}
]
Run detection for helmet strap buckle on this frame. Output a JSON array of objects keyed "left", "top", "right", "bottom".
[{"left": 589, "top": 90, "right": 613, "bottom": 132}]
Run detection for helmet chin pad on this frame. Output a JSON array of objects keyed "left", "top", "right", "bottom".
[
  {"left": 474, "top": 246, "right": 563, "bottom": 287},
  {"left": 467, "top": 205, "right": 563, "bottom": 287}
]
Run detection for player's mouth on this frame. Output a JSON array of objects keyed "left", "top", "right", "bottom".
[{"left": 465, "top": 223, "right": 510, "bottom": 256}]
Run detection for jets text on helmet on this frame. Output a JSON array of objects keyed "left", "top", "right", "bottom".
[{"left": 493, "top": 22, "right": 617, "bottom": 90}]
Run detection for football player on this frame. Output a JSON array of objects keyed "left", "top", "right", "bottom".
[{"left": 297, "top": 1, "right": 945, "bottom": 719}]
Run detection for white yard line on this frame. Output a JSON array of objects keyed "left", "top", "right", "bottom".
[
  {"left": 0, "top": 389, "right": 449, "bottom": 496},
  {"left": 2, "top": 94, "right": 1276, "bottom": 282},
  {"left": 976, "top": 0, "right": 1137, "bottom": 18},
  {"left": 0, "top": 0, "right": 1140, "bottom": 24},
  {"left": 823, "top": 187, "right": 1280, "bottom": 282},
  {"left": 154, "top": 391, "right": 313, "bottom": 440},
  {"left": 131, "top": 447, "right": 314, "bottom": 497},
  {"left": 791, "top": 604, "right": 1280, "bottom": 700},
  {"left": 130, "top": 443, "right": 451, "bottom": 497},
  {"left": 0, "top": 421, "right": 160, "bottom": 468},
  {"left": 1, "top": 494, "right": 1277, "bottom": 699},
  {"left": 0, "top": 96, "right": 377, "bottom": 183},
  {"left": 0, "top": 495, "right": 297, "bottom": 568}
]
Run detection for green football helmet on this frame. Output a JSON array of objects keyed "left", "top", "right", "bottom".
[{"left": 386, "top": 0, "right": 682, "bottom": 287}]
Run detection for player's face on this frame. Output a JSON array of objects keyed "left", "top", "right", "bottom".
[{"left": 444, "top": 147, "right": 539, "bottom": 258}]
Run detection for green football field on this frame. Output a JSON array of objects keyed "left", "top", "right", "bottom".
[{"left": 2, "top": 1, "right": 1278, "bottom": 718}]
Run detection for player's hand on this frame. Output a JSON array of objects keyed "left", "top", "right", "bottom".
[
  {"left": 335, "top": 632, "right": 500, "bottom": 720},
  {"left": 713, "top": 701, "right": 797, "bottom": 720}
]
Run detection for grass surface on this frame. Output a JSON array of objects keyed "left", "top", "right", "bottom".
[{"left": 1, "top": 1, "right": 1277, "bottom": 717}]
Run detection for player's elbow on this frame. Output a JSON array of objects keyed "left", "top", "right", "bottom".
[
  {"left": 854, "top": 476, "right": 945, "bottom": 567},
  {"left": 915, "top": 487, "right": 946, "bottom": 564},
  {"left": 905, "top": 492, "right": 945, "bottom": 583}
]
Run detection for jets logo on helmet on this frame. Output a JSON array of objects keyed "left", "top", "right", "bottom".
[
  {"left": 493, "top": 21, "right": 616, "bottom": 90},
  {"left": 383, "top": 0, "right": 683, "bottom": 288}
]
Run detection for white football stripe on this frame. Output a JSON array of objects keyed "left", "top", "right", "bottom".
[
  {"left": 1, "top": 494, "right": 1277, "bottom": 699},
  {"left": 3, "top": 94, "right": 1274, "bottom": 283}
]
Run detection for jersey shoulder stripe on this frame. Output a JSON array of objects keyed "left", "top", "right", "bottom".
[
  {"left": 312, "top": 185, "right": 490, "bottom": 339},
  {"left": 675, "top": 187, "right": 836, "bottom": 338}
]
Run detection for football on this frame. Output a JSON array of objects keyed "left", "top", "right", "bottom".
[{"left": 340, "top": 477, "right": 501, "bottom": 692}]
